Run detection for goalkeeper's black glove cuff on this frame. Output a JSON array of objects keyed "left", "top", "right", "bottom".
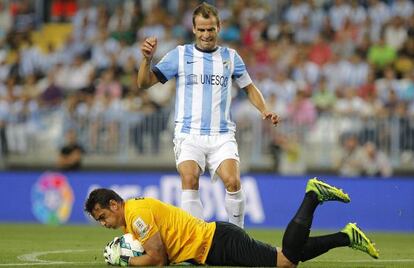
[{"left": 119, "top": 255, "right": 130, "bottom": 267}]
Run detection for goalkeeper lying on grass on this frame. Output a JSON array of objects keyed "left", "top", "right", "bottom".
[{"left": 84, "top": 178, "right": 379, "bottom": 267}]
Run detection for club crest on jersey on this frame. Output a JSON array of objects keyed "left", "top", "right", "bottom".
[
  {"left": 223, "top": 60, "right": 230, "bottom": 69},
  {"left": 133, "top": 217, "right": 149, "bottom": 239},
  {"left": 186, "top": 74, "right": 198, "bottom": 85}
]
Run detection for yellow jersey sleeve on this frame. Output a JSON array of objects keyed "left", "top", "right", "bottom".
[{"left": 123, "top": 198, "right": 216, "bottom": 264}]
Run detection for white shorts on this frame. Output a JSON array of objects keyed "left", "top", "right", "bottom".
[{"left": 173, "top": 132, "right": 240, "bottom": 182}]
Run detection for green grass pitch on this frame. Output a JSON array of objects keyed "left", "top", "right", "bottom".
[{"left": 0, "top": 224, "right": 413, "bottom": 267}]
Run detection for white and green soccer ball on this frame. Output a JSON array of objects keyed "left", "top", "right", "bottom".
[{"left": 119, "top": 233, "right": 145, "bottom": 257}]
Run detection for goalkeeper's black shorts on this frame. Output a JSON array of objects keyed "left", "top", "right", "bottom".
[{"left": 205, "top": 221, "right": 277, "bottom": 266}]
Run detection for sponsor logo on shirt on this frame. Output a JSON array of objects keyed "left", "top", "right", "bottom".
[
  {"left": 186, "top": 74, "right": 229, "bottom": 87},
  {"left": 186, "top": 74, "right": 198, "bottom": 85}
]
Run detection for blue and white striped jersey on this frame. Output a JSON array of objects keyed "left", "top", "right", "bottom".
[{"left": 153, "top": 44, "right": 252, "bottom": 135}]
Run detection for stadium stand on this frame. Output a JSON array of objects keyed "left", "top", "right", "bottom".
[{"left": 0, "top": 0, "right": 413, "bottom": 176}]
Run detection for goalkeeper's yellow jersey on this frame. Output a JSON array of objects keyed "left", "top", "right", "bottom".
[{"left": 123, "top": 197, "right": 216, "bottom": 264}]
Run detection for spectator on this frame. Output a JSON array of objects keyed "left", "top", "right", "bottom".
[
  {"left": 61, "top": 54, "right": 95, "bottom": 95},
  {"left": 394, "top": 38, "right": 414, "bottom": 77},
  {"left": 375, "top": 67, "right": 400, "bottom": 104},
  {"left": 358, "top": 69, "right": 377, "bottom": 100},
  {"left": 359, "top": 141, "right": 393, "bottom": 177},
  {"left": 0, "top": 50, "right": 9, "bottom": 83},
  {"left": 132, "top": 90, "right": 161, "bottom": 154},
  {"left": 391, "top": 0, "right": 414, "bottom": 19},
  {"left": 308, "top": 33, "right": 332, "bottom": 66},
  {"left": 384, "top": 16, "right": 408, "bottom": 51},
  {"left": 340, "top": 53, "right": 369, "bottom": 88},
  {"left": 399, "top": 70, "right": 414, "bottom": 102},
  {"left": 287, "top": 89, "right": 317, "bottom": 140},
  {"left": 348, "top": 0, "right": 367, "bottom": 26},
  {"left": 312, "top": 77, "right": 336, "bottom": 115},
  {"left": 220, "top": 18, "right": 240, "bottom": 43},
  {"left": 270, "top": 132, "right": 306, "bottom": 175},
  {"left": 367, "top": 0, "right": 391, "bottom": 31},
  {"left": 335, "top": 133, "right": 363, "bottom": 177},
  {"left": 284, "top": 0, "right": 309, "bottom": 27},
  {"left": 38, "top": 69, "right": 64, "bottom": 109},
  {"left": 108, "top": 5, "right": 131, "bottom": 34},
  {"left": 12, "top": 0, "right": 36, "bottom": 34},
  {"left": 291, "top": 50, "right": 320, "bottom": 89},
  {"left": 367, "top": 35, "right": 397, "bottom": 72},
  {"left": 92, "top": 67, "right": 123, "bottom": 153},
  {"left": 328, "top": 0, "right": 351, "bottom": 32},
  {"left": 57, "top": 128, "right": 84, "bottom": 171},
  {"left": 0, "top": 2, "right": 12, "bottom": 42},
  {"left": 294, "top": 16, "right": 318, "bottom": 44}
]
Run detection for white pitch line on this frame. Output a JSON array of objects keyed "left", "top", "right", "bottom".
[
  {"left": 0, "top": 261, "right": 98, "bottom": 266},
  {"left": 18, "top": 249, "right": 91, "bottom": 263},
  {"left": 313, "top": 259, "right": 414, "bottom": 263},
  {"left": 0, "top": 249, "right": 101, "bottom": 266}
]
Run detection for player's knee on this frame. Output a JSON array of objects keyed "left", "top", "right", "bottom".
[
  {"left": 277, "top": 258, "right": 297, "bottom": 268},
  {"left": 277, "top": 251, "right": 297, "bottom": 268},
  {"left": 223, "top": 176, "right": 240, "bottom": 192},
  {"left": 181, "top": 174, "right": 199, "bottom": 190}
]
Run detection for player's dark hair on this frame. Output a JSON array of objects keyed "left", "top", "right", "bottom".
[
  {"left": 84, "top": 188, "right": 123, "bottom": 214},
  {"left": 192, "top": 2, "right": 220, "bottom": 27}
]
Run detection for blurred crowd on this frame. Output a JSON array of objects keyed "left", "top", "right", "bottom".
[{"left": 0, "top": 0, "right": 413, "bottom": 176}]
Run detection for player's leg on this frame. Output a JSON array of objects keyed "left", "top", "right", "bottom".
[
  {"left": 216, "top": 159, "right": 245, "bottom": 228},
  {"left": 178, "top": 160, "right": 204, "bottom": 219},
  {"left": 299, "top": 222, "right": 379, "bottom": 261},
  {"left": 299, "top": 232, "right": 350, "bottom": 261},
  {"left": 174, "top": 133, "right": 205, "bottom": 219},
  {"left": 210, "top": 134, "right": 245, "bottom": 228},
  {"left": 206, "top": 221, "right": 279, "bottom": 267},
  {"left": 282, "top": 178, "right": 350, "bottom": 264}
]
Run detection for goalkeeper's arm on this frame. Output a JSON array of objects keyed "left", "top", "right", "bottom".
[{"left": 128, "top": 232, "right": 168, "bottom": 266}]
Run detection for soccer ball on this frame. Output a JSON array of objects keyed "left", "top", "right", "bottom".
[{"left": 118, "top": 233, "right": 145, "bottom": 257}]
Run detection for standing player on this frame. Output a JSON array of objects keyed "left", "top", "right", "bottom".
[
  {"left": 137, "top": 2, "right": 279, "bottom": 228},
  {"left": 85, "top": 178, "right": 379, "bottom": 267}
]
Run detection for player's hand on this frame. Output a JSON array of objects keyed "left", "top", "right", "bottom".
[
  {"left": 103, "top": 237, "right": 129, "bottom": 266},
  {"left": 141, "top": 36, "right": 157, "bottom": 60},
  {"left": 262, "top": 111, "right": 280, "bottom": 126}
]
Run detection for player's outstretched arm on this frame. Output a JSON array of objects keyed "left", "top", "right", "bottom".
[
  {"left": 244, "top": 83, "right": 280, "bottom": 126},
  {"left": 137, "top": 36, "right": 160, "bottom": 90},
  {"left": 129, "top": 232, "right": 168, "bottom": 266}
]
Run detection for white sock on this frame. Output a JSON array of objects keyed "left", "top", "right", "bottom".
[
  {"left": 225, "top": 188, "right": 245, "bottom": 228},
  {"left": 181, "top": 189, "right": 204, "bottom": 219}
]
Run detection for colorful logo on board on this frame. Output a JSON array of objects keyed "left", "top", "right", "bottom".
[{"left": 31, "top": 172, "right": 74, "bottom": 225}]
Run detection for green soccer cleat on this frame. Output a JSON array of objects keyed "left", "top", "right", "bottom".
[
  {"left": 306, "top": 177, "right": 351, "bottom": 203},
  {"left": 341, "top": 222, "right": 380, "bottom": 259}
]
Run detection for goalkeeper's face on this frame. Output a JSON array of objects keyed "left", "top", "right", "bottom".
[{"left": 91, "top": 201, "right": 125, "bottom": 229}]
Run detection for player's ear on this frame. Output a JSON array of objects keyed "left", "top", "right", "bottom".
[{"left": 109, "top": 199, "right": 119, "bottom": 210}]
